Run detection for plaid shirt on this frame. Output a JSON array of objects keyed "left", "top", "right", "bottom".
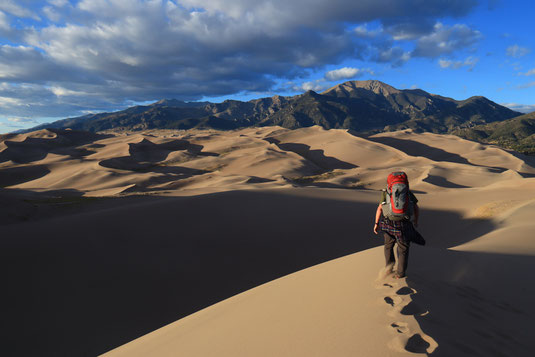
[{"left": 379, "top": 218, "right": 409, "bottom": 243}]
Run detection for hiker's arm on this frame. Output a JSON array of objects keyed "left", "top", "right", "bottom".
[
  {"left": 413, "top": 203, "right": 419, "bottom": 227},
  {"left": 374, "top": 204, "right": 382, "bottom": 234}
]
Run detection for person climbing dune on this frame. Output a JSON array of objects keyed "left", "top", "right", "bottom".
[{"left": 373, "top": 172, "right": 421, "bottom": 279}]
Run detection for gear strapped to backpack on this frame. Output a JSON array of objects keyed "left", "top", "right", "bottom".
[{"left": 381, "top": 172, "right": 414, "bottom": 221}]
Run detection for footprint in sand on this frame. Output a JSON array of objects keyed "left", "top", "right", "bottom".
[
  {"left": 396, "top": 286, "right": 416, "bottom": 295},
  {"left": 384, "top": 295, "right": 404, "bottom": 307},
  {"left": 390, "top": 322, "right": 409, "bottom": 334},
  {"left": 388, "top": 332, "right": 438, "bottom": 354},
  {"left": 379, "top": 277, "right": 438, "bottom": 354}
]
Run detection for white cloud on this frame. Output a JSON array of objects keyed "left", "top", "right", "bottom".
[
  {"left": 48, "top": 0, "right": 69, "bottom": 7},
  {"left": 50, "top": 86, "right": 88, "bottom": 97},
  {"left": 7, "top": 117, "right": 37, "bottom": 123},
  {"left": 0, "top": 11, "right": 10, "bottom": 31},
  {"left": 354, "top": 24, "right": 383, "bottom": 38},
  {"left": 0, "top": 0, "right": 482, "bottom": 120},
  {"left": 325, "top": 67, "right": 373, "bottom": 81},
  {"left": 0, "top": 0, "right": 39, "bottom": 20},
  {"left": 438, "top": 56, "right": 479, "bottom": 70},
  {"left": 501, "top": 103, "right": 535, "bottom": 113},
  {"left": 376, "top": 46, "right": 411, "bottom": 66},
  {"left": 384, "top": 20, "right": 435, "bottom": 41},
  {"left": 42, "top": 6, "right": 61, "bottom": 22},
  {"left": 0, "top": 96, "right": 22, "bottom": 106},
  {"left": 506, "top": 44, "right": 530, "bottom": 58},
  {"left": 412, "top": 23, "right": 482, "bottom": 58},
  {"left": 299, "top": 80, "right": 329, "bottom": 92}
]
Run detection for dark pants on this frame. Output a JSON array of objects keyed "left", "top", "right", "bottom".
[{"left": 384, "top": 232, "right": 410, "bottom": 277}]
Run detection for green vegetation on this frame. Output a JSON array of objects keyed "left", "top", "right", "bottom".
[
  {"left": 452, "top": 112, "right": 535, "bottom": 155},
  {"left": 291, "top": 170, "right": 345, "bottom": 184}
]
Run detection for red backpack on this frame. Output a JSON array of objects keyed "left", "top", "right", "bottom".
[{"left": 383, "top": 172, "right": 412, "bottom": 221}]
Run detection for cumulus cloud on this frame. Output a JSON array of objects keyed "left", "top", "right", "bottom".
[
  {"left": 383, "top": 19, "right": 435, "bottom": 40},
  {"left": 438, "top": 56, "right": 478, "bottom": 70},
  {"left": 0, "top": 1, "right": 39, "bottom": 20},
  {"left": 0, "top": 0, "right": 482, "bottom": 121},
  {"left": 298, "top": 80, "right": 330, "bottom": 92},
  {"left": 42, "top": 6, "right": 61, "bottom": 22},
  {"left": 0, "top": 11, "right": 10, "bottom": 31},
  {"left": 375, "top": 46, "right": 411, "bottom": 67},
  {"left": 48, "top": 0, "right": 69, "bottom": 7},
  {"left": 412, "top": 23, "right": 481, "bottom": 58},
  {"left": 506, "top": 44, "right": 530, "bottom": 58},
  {"left": 354, "top": 24, "right": 383, "bottom": 38},
  {"left": 324, "top": 67, "right": 373, "bottom": 81}
]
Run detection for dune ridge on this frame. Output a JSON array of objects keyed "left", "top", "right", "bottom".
[{"left": 2, "top": 126, "right": 535, "bottom": 356}]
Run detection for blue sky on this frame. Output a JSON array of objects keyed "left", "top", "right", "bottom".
[{"left": 0, "top": 0, "right": 534, "bottom": 133}]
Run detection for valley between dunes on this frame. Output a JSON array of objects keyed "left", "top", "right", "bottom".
[{"left": 2, "top": 126, "right": 535, "bottom": 356}]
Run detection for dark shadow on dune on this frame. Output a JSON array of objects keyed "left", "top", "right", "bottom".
[
  {"left": 0, "top": 189, "right": 498, "bottom": 356},
  {"left": 264, "top": 138, "right": 357, "bottom": 171},
  {"left": 0, "top": 165, "right": 50, "bottom": 187},
  {"left": 0, "top": 129, "right": 113, "bottom": 164},
  {"left": 519, "top": 172, "right": 535, "bottom": 178},
  {"left": 245, "top": 176, "right": 275, "bottom": 184},
  {"left": 0, "top": 188, "right": 107, "bottom": 225},
  {"left": 363, "top": 136, "right": 514, "bottom": 175},
  {"left": 98, "top": 138, "right": 217, "bottom": 175},
  {"left": 406, "top": 250, "right": 535, "bottom": 357},
  {"left": 298, "top": 181, "right": 351, "bottom": 189},
  {"left": 97, "top": 138, "right": 217, "bottom": 191},
  {"left": 365, "top": 136, "right": 474, "bottom": 165},
  {"left": 423, "top": 175, "right": 471, "bottom": 189}
]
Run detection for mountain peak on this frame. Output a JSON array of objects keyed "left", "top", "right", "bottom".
[{"left": 323, "top": 80, "right": 400, "bottom": 97}]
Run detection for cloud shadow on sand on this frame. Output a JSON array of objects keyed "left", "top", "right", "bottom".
[{"left": 1, "top": 189, "right": 497, "bottom": 356}]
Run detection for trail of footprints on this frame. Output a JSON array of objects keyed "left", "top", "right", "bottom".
[{"left": 378, "top": 279, "right": 438, "bottom": 354}]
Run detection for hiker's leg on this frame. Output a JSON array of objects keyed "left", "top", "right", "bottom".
[
  {"left": 383, "top": 233, "right": 396, "bottom": 268},
  {"left": 396, "top": 239, "right": 410, "bottom": 277}
]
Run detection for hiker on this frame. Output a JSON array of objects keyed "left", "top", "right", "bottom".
[{"left": 373, "top": 172, "right": 420, "bottom": 278}]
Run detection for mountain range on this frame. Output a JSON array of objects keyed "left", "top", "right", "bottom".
[{"left": 24, "top": 79, "right": 527, "bottom": 143}]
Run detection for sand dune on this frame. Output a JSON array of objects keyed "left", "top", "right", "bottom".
[{"left": 2, "top": 126, "right": 535, "bottom": 356}]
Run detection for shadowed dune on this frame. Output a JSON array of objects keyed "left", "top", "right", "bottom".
[
  {"left": 408, "top": 249, "right": 535, "bottom": 357},
  {"left": 0, "top": 129, "right": 112, "bottom": 164},
  {"left": 0, "top": 165, "right": 50, "bottom": 187},
  {"left": 1, "top": 188, "right": 500, "bottom": 356},
  {"left": 264, "top": 137, "right": 358, "bottom": 171},
  {"left": 366, "top": 135, "right": 474, "bottom": 165},
  {"left": 422, "top": 174, "right": 471, "bottom": 189}
]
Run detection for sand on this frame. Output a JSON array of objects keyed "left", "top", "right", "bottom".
[{"left": 1, "top": 126, "right": 534, "bottom": 356}]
